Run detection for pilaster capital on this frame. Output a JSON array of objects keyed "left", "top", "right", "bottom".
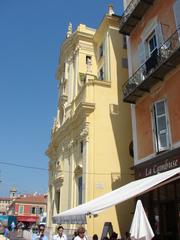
[{"left": 68, "top": 139, "right": 74, "bottom": 150}]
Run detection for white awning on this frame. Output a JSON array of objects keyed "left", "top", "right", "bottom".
[{"left": 52, "top": 167, "right": 180, "bottom": 224}]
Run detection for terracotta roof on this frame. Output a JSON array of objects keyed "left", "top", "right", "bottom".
[
  {"left": 14, "top": 195, "right": 47, "bottom": 204},
  {"left": 0, "top": 197, "right": 11, "bottom": 201}
]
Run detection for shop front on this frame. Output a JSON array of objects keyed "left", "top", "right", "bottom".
[
  {"left": 17, "top": 215, "right": 39, "bottom": 229},
  {"left": 134, "top": 148, "right": 180, "bottom": 240}
]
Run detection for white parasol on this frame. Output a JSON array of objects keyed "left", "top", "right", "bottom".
[{"left": 130, "top": 200, "right": 154, "bottom": 240}]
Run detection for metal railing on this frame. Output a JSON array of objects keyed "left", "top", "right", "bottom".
[
  {"left": 122, "top": 28, "right": 180, "bottom": 99},
  {"left": 121, "top": 0, "right": 141, "bottom": 24}
]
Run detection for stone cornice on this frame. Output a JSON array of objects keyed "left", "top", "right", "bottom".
[
  {"left": 93, "top": 14, "right": 120, "bottom": 43},
  {"left": 88, "top": 79, "right": 111, "bottom": 87},
  {"left": 51, "top": 102, "right": 94, "bottom": 143},
  {"left": 56, "top": 27, "right": 95, "bottom": 80},
  {"left": 74, "top": 102, "right": 95, "bottom": 119}
]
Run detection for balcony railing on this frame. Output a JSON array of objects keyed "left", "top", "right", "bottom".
[
  {"left": 120, "top": 0, "right": 155, "bottom": 35},
  {"left": 123, "top": 28, "right": 180, "bottom": 103}
]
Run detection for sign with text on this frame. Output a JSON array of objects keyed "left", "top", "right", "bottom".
[{"left": 135, "top": 155, "right": 180, "bottom": 179}]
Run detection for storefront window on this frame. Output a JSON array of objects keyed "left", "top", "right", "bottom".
[
  {"left": 159, "top": 186, "right": 166, "bottom": 201},
  {"left": 178, "top": 203, "right": 180, "bottom": 238},
  {"left": 153, "top": 189, "right": 158, "bottom": 201},
  {"left": 167, "top": 183, "right": 175, "bottom": 200},
  {"left": 176, "top": 181, "right": 180, "bottom": 200},
  {"left": 153, "top": 207, "right": 160, "bottom": 235}
]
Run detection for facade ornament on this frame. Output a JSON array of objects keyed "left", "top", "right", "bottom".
[
  {"left": 108, "top": 4, "right": 114, "bottom": 16},
  {"left": 80, "top": 126, "right": 89, "bottom": 138},
  {"left": 66, "top": 22, "right": 73, "bottom": 38},
  {"left": 111, "top": 173, "right": 120, "bottom": 183},
  {"left": 52, "top": 117, "right": 60, "bottom": 134},
  {"left": 86, "top": 56, "right": 92, "bottom": 73},
  {"left": 73, "top": 44, "right": 80, "bottom": 56},
  {"left": 74, "top": 164, "right": 83, "bottom": 175},
  {"left": 68, "top": 140, "right": 74, "bottom": 150},
  {"left": 61, "top": 146, "right": 65, "bottom": 153}
]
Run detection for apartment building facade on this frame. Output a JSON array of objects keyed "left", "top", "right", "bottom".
[
  {"left": 0, "top": 186, "right": 17, "bottom": 214},
  {"left": 0, "top": 197, "right": 11, "bottom": 215},
  {"left": 120, "top": 0, "right": 180, "bottom": 239},
  {"left": 8, "top": 194, "right": 47, "bottom": 228},
  {"left": 46, "top": 7, "right": 133, "bottom": 237}
]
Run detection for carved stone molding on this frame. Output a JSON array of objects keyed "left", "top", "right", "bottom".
[
  {"left": 74, "top": 164, "right": 83, "bottom": 176},
  {"left": 68, "top": 139, "right": 74, "bottom": 150},
  {"left": 80, "top": 122, "right": 89, "bottom": 139},
  {"left": 80, "top": 127, "right": 88, "bottom": 138},
  {"left": 73, "top": 44, "right": 80, "bottom": 56},
  {"left": 111, "top": 173, "right": 121, "bottom": 184},
  {"left": 79, "top": 42, "right": 94, "bottom": 52}
]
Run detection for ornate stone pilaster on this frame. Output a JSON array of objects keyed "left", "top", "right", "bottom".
[{"left": 80, "top": 122, "right": 89, "bottom": 142}]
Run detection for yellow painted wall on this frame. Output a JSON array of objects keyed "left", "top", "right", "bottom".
[{"left": 46, "top": 14, "right": 134, "bottom": 238}]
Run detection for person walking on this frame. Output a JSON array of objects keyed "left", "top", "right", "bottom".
[
  {"left": 53, "top": 225, "right": 67, "bottom": 240},
  {"left": 32, "top": 224, "right": 48, "bottom": 240},
  {"left": 92, "top": 234, "right": 98, "bottom": 240},
  {"left": 74, "top": 226, "right": 87, "bottom": 240},
  {"left": 3, "top": 225, "right": 9, "bottom": 239},
  {"left": 10, "top": 222, "right": 15, "bottom": 232},
  {"left": 110, "top": 232, "right": 118, "bottom": 240}
]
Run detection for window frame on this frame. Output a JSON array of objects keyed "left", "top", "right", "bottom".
[
  {"left": 77, "top": 176, "right": 83, "bottom": 205},
  {"left": 86, "top": 55, "right": 92, "bottom": 65},
  {"left": 18, "top": 205, "right": 24, "bottom": 214},
  {"left": 98, "top": 66, "right": 104, "bottom": 80},
  {"left": 39, "top": 207, "right": 44, "bottom": 214},
  {"left": 35, "top": 207, "right": 40, "bottom": 214},
  {"left": 152, "top": 99, "right": 171, "bottom": 153},
  {"left": 146, "top": 31, "right": 157, "bottom": 57},
  {"left": 55, "top": 189, "right": 60, "bottom": 214},
  {"left": 80, "top": 141, "right": 83, "bottom": 154},
  {"left": 139, "top": 22, "right": 164, "bottom": 67},
  {"left": 31, "top": 206, "right": 36, "bottom": 214},
  {"left": 99, "top": 43, "right": 104, "bottom": 60}
]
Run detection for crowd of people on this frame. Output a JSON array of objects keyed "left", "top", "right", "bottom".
[
  {"left": 0, "top": 221, "right": 131, "bottom": 240},
  {"left": 31, "top": 224, "right": 131, "bottom": 240},
  {"left": 0, "top": 221, "right": 17, "bottom": 240}
]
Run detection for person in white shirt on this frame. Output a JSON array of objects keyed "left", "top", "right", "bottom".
[
  {"left": 74, "top": 227, "right": 87, "bottom": 240},
  {"left": 53, "top": 225, "right": 67, "bottom": 240}
]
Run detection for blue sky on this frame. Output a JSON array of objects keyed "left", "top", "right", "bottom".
[{"left": 0, "top": 0, "right": 123, "bottom": 196}]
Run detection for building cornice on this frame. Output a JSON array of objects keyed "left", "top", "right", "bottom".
[
  {"left": 56, "top": 26, "right": 95, "bottom": 80},
  {"left": 46, "top": 101, "right": 94, "bottom": 160},
  {"left": 93, "top": 14, "right": 120, "bottom": 43}
]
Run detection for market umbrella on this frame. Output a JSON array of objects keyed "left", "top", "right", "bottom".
[{"left": 130, "top": 200, "right": 154, "bottom": 240}]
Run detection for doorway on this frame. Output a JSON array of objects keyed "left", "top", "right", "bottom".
[{"left": 160, "top": 202, "right": 177, "bottom": 240}]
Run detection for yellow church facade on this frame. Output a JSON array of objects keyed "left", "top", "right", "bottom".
[{"left": 46, "top": 7, "right": 133, "bottom": 237}]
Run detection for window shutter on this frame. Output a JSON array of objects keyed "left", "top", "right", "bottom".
[
  {"left": 151, "top": 107, "right": 157, "bottom": 150},
  {"left": 173, "top": 0, "right": 180, "bottom": 29},
  {"left": 154, "top": 100, "right": 169, "bottom": 152},
  {"left": 138, "top": 41, "right": 146, "bottom": 66},
  {"left": 36, "top": 207, "right": 40, "bottom": 214},
  {"left": 155, "top": 23, "right": 164, "bottom": 48}
]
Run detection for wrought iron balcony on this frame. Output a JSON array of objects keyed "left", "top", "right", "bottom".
[
  {"left": 123, "top": 28, "right": 180, "bottom": 103},
  {"left": 120, "top": 0, "right": 155, "bottom": 35}
]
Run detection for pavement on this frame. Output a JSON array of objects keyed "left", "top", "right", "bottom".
[{"left": 9, "top": 231, "right": 25, "bottom": 240}]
